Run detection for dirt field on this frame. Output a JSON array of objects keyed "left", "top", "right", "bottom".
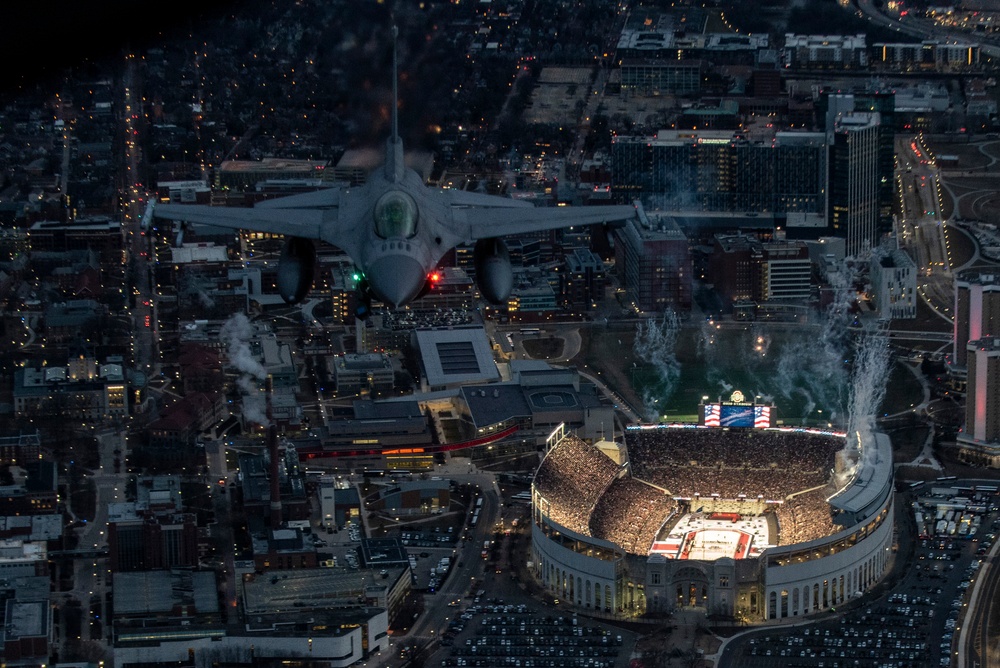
[
  {"left": 572, "top": 327, "right": 646, "bottom": 415},
  {"left": 889, "top": 426, "right": 930, "bottom": 465},
  {"left": 521, "top": 337, "right": 564, "bottom": 360}
]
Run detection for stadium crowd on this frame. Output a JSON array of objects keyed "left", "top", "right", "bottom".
[
  {"left": 652, "top": 466, "right": 827, "bottom": 501},
  {"left": 626, "top": 428, "right": 842, "bottom": 499},
  {"left": 589, "top": 478, "right": 677, "bottom": 555},
  {"left": 775, "top": 488, "right": 838, "bottom": 544},
  {"left": 532, "top": 429, "right": 844, "bottom": 553},
  {"left": 533, "top": 435, "right": 622, "bottom": 535}
]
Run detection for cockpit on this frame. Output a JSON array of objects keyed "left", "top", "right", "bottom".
[{"left": 373, "top": 190, "right": 418, "bottom": 239}]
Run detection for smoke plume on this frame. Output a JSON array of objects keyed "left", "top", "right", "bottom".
[
  {"left": 634, "top": 311, "right": 682, "bottom": 421},
  {"left": 219, "top": 313, "right": 270, "bottom": 426},
  {"left": 847, "top": 319, "right": 891, "bottom": 452}
]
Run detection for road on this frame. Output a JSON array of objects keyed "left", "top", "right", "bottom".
[
  {"left": 855, "top": 0, "right": 1000, "bottom": 58},
  {"left": 58, "top": 426, "right": 126, "bottom": 649},
  {"left": 406, "top": 472, "right": 502, "bottom": 644},
  {"left": 51, "top": 56, "right": 170, "bottom": 651},
  {"left": 121, "top": 57, "right": 159, "bottom": 380},
  {"left": 961, "top": 510, "right": 1000, "bottom": 668}
]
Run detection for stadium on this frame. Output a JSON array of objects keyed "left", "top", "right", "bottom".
[{"left": 529, "top": 402, "right": 894, "bottom": 622}]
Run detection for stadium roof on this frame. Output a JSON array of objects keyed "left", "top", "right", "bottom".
[
  {"left": 413, "top": 326, "right": 500, "bottom": 388},
  {"left": 829, "top": 432, "right": 893, "bottom": 519}
]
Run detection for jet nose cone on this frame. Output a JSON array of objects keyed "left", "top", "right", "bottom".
[{"left": 366, "top": 255, "right": 426, "bottom": 308}]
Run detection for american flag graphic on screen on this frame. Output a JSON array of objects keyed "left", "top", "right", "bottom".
[
  {"left": 754, "top": 405, "right": 771, "bottom": 428},
  {"left": 704, "top": 404, "right": 720, "bottom": 427}
]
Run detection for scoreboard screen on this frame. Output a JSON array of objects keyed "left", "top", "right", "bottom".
[
  {"left": 753, "top": 405, "right": 771, "bottom": 428},
  {"left": 720, "top": 405, "right": 754, "bottom": 427},
  {"left": 703, "top": 403, "right": 772, "bottom": 428}
]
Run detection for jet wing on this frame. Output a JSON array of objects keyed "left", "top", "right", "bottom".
[
  {"left": 154, "top": 202, "right": 329, "bottom": 240},
  {"left": 461, "top": 203, "right": 635, "bottom": 241},
  {"left": 253, "top": 186, "right": 341, "bottom": 210}
]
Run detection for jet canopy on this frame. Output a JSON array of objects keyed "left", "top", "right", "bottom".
[{"left": 373, "top": 190, "right": 418, "bottom": 239}]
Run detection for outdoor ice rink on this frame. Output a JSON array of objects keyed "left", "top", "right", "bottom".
[{"left": 651, "top": 512, "right": 772, "bottom": 559}]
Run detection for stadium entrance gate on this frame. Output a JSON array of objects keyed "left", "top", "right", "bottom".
[{"left": 674, "top": 566, "right": 709, "bottom": 609}]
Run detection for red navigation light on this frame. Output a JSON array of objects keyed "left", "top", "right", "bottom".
[{"left": 430, "top": 272, "right": 441, "bottom": 283}]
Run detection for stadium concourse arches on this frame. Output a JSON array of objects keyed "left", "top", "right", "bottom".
[{"left": 529, "top": 427, "right": 895, "bottom": 623}]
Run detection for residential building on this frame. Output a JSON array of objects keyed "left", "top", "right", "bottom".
[
  {"left": 331, "top": 353, "right": 395, "bottom": 396},
  {"left": 561, "top": 248, "right": 607, "bottom": 310},
  {"left": 0, "top": 432, "right": 41, "bottom": 467},
  {"left": 147, "top": 392, "right": 229, "bottom": 449},
  {"left": 874, "top": 41, "right": 980, "bottom": 71},
  {"left": 0, "top": 462, "right": 58, "bottom": 516},
  {"left": 784, "top": 34, "right": 868, "bottom": 69},
  {"left": 610, "top": 130, "right": 827, "bottom": 229},
  {"left": 620, "top": 59, "right": 704, "bottom": 95},
  {"left": 954, "top": 271, "right": 1000, "bottom": 368},
  {"left": 613, "top": 206, "right": 692, "bottom": 313},
  {"left": 107, "top": 506, "right": 199, "bottom": 572},
  {"left": 708, "top": 235, "right": 811, "bottom": 306},
  {"left": 820, "top": 91, "right": 896, "bottom": 236},
  {"left": 961, "top": 337, "right": 1000, "bottom": 465},
  {"left": 869, "top": 249, "right": 917, "bottom": 320},
  {"left": 13, "top": 357, "right": 128, "bottom": 420}
]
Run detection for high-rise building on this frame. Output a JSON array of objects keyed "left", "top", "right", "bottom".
[
  {"left": 613, "top": 205, "right": 692, "bottom": 313},
  {"left": 963, "top": 336, "right": 1000, "bottom": 449},
  {"left": 954, "top": 272, "right": 1000, "bottom": 368},
  {"left": 708, "top": 234, "right": 812, "bottom": 306},
  {"left": 820, "top": 91, "right": 896, "bottom": 238},
  {"left": 610, "top": 129, "right": 827, "bottom": 226},
  {"left": 107, "top": 507, "right": 199, "bottom": 572},
  {"left": 620, "top": 59, "right": 704, "bottom": 94},
  {"left": 561, "top": 248, "right": 607, "bottom": 310},
  {"left": 829, "top": 112, "right": 881, "bottom": 255}
]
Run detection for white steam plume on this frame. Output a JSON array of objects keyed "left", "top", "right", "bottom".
[
  {"left": 634, "top": 311, "right": 681, "bottom": 421},
  {"left": 220, "top": 313, "right": 270, "bottom": 426},
  {"left": 847, "top": 319, "right": 891, "bottom": 454}
]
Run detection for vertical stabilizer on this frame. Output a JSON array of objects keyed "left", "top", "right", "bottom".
[
  {"left": 391, "top": 24, "right": 399, "bottom": 143},
  {"left": 385, "top": 25, "right": 404, "bottom": 182}
]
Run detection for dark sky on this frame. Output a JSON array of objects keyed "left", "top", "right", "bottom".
[{"left": 0, "top": 1, "right": 243, "bottom": 93}]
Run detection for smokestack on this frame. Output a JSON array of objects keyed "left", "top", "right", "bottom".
[{"left": 266, "top": 376, "right": 282, "bottom": 528}]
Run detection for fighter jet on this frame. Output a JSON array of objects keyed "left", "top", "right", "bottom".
[{"left": 154, "top": 28, "right": 635, "bottom": 315}]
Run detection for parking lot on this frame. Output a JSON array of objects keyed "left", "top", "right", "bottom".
[
  {"left": 435, "top": 603, "right": 627, "bottom": 668},
  {"left": 402, "top": 527, "right": 459, "bottom": 549},
  {"left": 722, "top": 484, "right": 999, "bottom": 667}
]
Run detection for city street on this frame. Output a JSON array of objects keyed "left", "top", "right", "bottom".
[{"left": 896, "top": 136, "right": 955, "bottom": 323}]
